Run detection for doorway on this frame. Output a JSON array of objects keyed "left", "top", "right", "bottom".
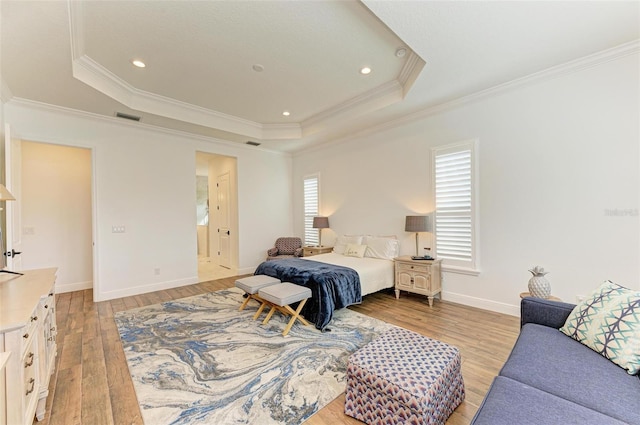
[
  {"left": 19, "top": 141, "right": 93, "bottom": 293},
  {"left": 195, "top": 152, "right": 238, "bottom": 282}
]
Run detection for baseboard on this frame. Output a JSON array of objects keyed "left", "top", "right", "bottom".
[
  {"left": 95, "top": 276, "right": 199, "bottom": 302},
  {"left": 55, "top": 280, "right": 93, "bottom": 294},
  {"left": 442, "top": 291, "right": 520, "bottom": 317},
  {"left": 237, "top": 266, "right": 256, "bottom": 276}
]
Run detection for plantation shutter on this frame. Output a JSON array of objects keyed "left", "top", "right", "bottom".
[
  {"left": 433, "top": 141, "right": 477, "bottom": 271},
  {"left": 303, "top": 175, "right": 319, "bottom": 246}
]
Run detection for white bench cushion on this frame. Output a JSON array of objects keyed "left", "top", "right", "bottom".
[
  {"left": 259, "top": 282, "right": 311, "bottom": 306},
  {"left": 235, "top": 275, "right": 281, "bottom": 294}
]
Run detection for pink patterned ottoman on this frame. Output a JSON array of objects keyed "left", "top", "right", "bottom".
[{"left": 344, "top": 327, "right": 465, "bottom": 425}]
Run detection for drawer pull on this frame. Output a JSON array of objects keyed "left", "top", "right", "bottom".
[
  {"left": 45, "top": 304, "right": 49, "bottom": 309},
  {"left": 23, "top": 333, "right": 29, "bottom": 339},
  {"left": 50, "top": 326, "right": 57, "bottom": 332},
  {"left": 25, "top": 378, "right": 35, "bottom": 396},
  {"left": 31, "top": 315, "right": 38, "bottom": 322},
  {"left": 25, "top": 352, "right": 35, "bottom": 368}
]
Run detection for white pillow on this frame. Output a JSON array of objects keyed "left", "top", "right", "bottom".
[
  {"left": 363, "top": 236, "right": 400, "bottom": 260},
  {"left": 344, "top": 243, "right": 367, "bottom": 258},
  {"left": 333, "top": 235, "right": 363, "bottom": 254}
]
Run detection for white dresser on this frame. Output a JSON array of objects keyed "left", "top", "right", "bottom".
[{"left": 0, "top": 268, "right": 57, "bottom": 425}]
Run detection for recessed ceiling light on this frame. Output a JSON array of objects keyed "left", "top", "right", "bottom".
[
  {"left": 282, "top": 111, "right": 290, "bottom": 116},
  {"left": 252, "top": 64, "right": 265, "bottom": 72},
  {"left": 395, "top": 47, "right": 407, "bottom": 58},
  {"left": 132, "top": 60, "right": 146, "bottom": 68},
  {"left": 360, "top": 67, "right": 372, "bottom": 75}
]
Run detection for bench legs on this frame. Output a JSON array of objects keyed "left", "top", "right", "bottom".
[{"left": 259, "top": 298, "right": 311, "bottom": 336}]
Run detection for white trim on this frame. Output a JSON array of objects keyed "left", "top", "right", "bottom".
[
  {"left": 6, "top": 98, "right": 291, "bottom": 156},
  {"left": 442, "top": 290, "right": 520, "bottom": 317},
  {"left": 442, "top": 265, "right": 481, "bottom": 276},
  {"left": 55, "top": 280, "right": 93, "bottom": 294},
  {"left": 94, "top": 276, "right": 198, "bottom": 302},
  {"left": 295, "top": 40, "right": 640, "bottom": 156},
  {"left": 301, "top": 81, "right": 403, "bottom": 136},
  {"left": 398, "top": 52, "right": 425, "bottom": 96},
  {"left": 66, "top": 0, "right": 425, "bottom": 142}
]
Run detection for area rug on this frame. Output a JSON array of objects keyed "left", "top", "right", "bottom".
[{"left": 115, "top": 287, "right": 394, "bottom": 425}]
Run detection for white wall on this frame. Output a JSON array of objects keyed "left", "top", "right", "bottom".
[
  {"left": 293, "top": 53, "right": 640, "bottom": 315},
  {"left": 5, "top": 101, "right": 294, "bottom": 301},
  {"left": 21, "top": 142, "right": 93, "bottom": 292}
]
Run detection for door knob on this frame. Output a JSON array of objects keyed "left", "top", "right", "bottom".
[{"left": 5, "top": 249, "right": 21, "bottom": 257}]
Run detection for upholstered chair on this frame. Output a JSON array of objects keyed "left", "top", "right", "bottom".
[{"left": 267, "top": 237, "right": 303, "bottom": 260}]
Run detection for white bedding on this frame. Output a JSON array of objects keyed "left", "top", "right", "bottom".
[{"left": 299, "top": 252, "right": 394, "bottom": 296}]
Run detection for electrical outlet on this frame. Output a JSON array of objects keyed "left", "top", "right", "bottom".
[
  {"left": 112, "top": 226, "right": 126, "bottom": 233},
  {"left": 23, "top": 226, "right": 35, "bottom": 235}
]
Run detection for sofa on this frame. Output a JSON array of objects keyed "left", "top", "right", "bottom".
[{"left": 471, "top": 296, "right": 640, "bottom": 425}]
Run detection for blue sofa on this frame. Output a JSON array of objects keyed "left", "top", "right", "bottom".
[{"left": 471, "top": 297, "right": 640, "bottom": 425}]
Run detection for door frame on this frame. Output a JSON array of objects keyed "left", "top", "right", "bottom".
[{"left": 4, "top": 126, "right": 99, "bottom": 298}]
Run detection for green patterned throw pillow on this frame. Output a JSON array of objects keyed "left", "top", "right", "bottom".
[{"left": 560, "top": 280, "right": 640, "bottom": 375}]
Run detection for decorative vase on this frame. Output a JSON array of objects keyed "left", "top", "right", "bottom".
[{"left": 528, "top": 266, "right": 551, "bottom": 298}]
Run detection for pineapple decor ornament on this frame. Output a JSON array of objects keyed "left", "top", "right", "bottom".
[{"left": 528, "top": 266, "right": 551, "bottom": 298}]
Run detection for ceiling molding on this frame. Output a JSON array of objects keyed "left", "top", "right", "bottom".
[
  {"left": 301, "top": 80, "right": 403, "bottom": 136},
  {"left": 66, "top": 0, "right": 426, "bottom": 143},
  {"left": 6, "top": 97, "right": 289, "bottom": 156},
  {"left": 295, "top": 39, "right": 640, "bottom": 156},
  {"left": 398, "top": 52, "right": 426, "bottom": 97}
]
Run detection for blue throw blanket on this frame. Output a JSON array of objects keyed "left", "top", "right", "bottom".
[{"left": 254, "top": 258, "right": 362, "bottom": 331}]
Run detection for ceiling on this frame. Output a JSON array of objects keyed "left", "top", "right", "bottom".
[{"left": 1, "top": 1, "right": 638, "bottom": 153}]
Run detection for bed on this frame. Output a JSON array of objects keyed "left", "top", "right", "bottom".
[{"left": 254, "top": 235, "right": 397, "bottom": 331}]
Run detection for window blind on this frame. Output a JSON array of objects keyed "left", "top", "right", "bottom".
[
  {"left": 303, "top": 175, "right": 319, "bottom": 246},
  {"left": 433, "top": 142, "right": 476, "bottom": 270}
]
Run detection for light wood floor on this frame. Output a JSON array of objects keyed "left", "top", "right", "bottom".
[{"left": 36, "top": 276, "right": 520, "bottom": 425}]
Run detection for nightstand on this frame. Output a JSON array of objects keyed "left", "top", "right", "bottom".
[
  {"left": 394, "top": 256, "right": 442, "bottom": 307},
  {"left": 303, "top": 246, "right": 333, "bottom": 257}
]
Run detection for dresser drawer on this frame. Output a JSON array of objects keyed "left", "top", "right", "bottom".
[
  {"left": 22, "top": 333, "right": 39, "bottom": 425},
  {"left": 396, "top": 262, "right": 430, "bottom": 274}
]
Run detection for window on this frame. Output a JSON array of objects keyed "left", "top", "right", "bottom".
[
  {"left": 303, "top": 174, "right": 320, "bottom": 246},
  {"left": 432, "top": 140, "right": 478, "bottom": 273}
]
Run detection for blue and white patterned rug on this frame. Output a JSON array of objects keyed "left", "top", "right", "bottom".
[{"left": 115, "top": 287, "right": 393, "bottom": 425}]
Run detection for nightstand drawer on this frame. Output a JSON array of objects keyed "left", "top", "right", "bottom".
[
  {"left": 303, "top": 246, "right": 333, "bottom": 257},
  {"left": 396, "top": 262, "right": 430, "bottom": 274}
]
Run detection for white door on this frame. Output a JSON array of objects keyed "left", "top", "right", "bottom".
[
  {"left": 4, "top": 124, "right": 23, "bottom": 271},
  {"left": 217, "top": 172, "right": 231, "bottom": 269}
]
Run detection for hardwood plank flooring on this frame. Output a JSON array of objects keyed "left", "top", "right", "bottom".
[{"left": 36, "top": 276, "right": 520, "bottom": 425}]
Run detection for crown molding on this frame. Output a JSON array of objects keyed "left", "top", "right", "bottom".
[
  {"left": 398, "top": 52, "right": 426, "bottom": 97},
  {"left": 66, "top": 0, "right": 426, "bottom": 143},
  {"left": 5, "top": 97, "right": 290, "bottom": 156},
  {"left": 301, "top": 80, "right": 403, "bottom": 136},
  {"left": 295, "top": 39, "right": 640, "bottom": 156}
]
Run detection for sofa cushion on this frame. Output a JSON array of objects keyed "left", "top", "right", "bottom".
[
  {"left": 559, "top": 280, "right": 640, "bottom": 375},
  {"left": 500, "top": 323, "right": 640, "bottom": 424},
  {"left": 471, "top": 376, "right": 629, "bottom": 425}
]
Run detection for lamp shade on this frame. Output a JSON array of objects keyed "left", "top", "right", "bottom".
[
  {"left": 0, "top": 184, "right": 16, "bottom": 201},
  {"left": 312, "top": 216, "right": 330, "bottom": 229},
  {"left": 405, "top": 215, "right": 429, "bottom": 232}
]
